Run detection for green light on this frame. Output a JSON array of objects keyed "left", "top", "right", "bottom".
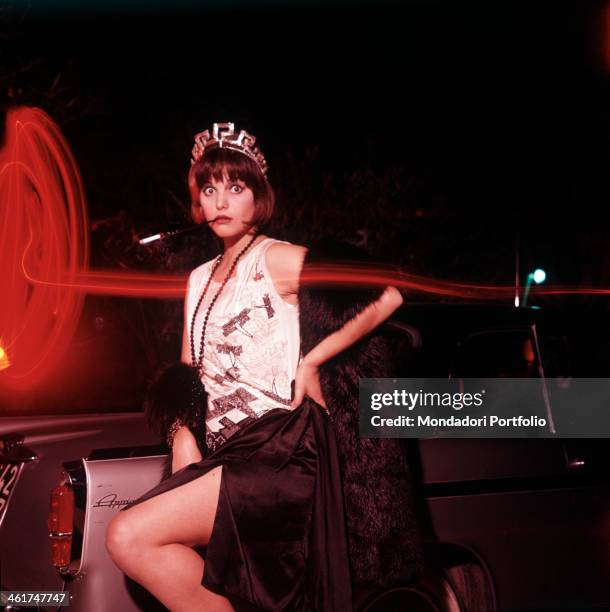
[{"left": 533, "top": 269, "right": 546, "bottom": 284}]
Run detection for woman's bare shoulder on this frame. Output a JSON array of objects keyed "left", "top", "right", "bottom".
[
  {"left": 265, "top": 242, "right": 308, "bottom": 296},
  {"left": 266, "top": 241, "right": 307, "bottom": 260},
  {"left": 266, "top": 242, "right": 308, "bottom": 275}
]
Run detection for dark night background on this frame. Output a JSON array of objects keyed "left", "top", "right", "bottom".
[{"left": 1, "top": 0, "right": 608, "bottom": 412}]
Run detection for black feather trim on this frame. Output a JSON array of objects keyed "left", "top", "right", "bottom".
[{"left": 144, "top": 362, "right": 208, "bottom": 458}]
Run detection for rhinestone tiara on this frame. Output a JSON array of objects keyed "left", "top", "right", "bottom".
[{"left": 190, "top": 122, "right": 269, "bottom": 177}]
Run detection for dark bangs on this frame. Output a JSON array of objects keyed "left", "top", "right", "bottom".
[{"left": 188, "top": 148, "right": 275, "bottom": 228}]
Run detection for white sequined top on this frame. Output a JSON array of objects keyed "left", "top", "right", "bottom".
[{"left": 186, "top": 237, "right": 301, "bottom": 452}]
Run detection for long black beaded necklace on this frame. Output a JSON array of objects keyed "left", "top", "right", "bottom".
[
  {"left": 164, "top": 233, "right": 260, "bottom": 452},
  {"left": 190, "top": 232, "right": 260, "bottom": 387}
]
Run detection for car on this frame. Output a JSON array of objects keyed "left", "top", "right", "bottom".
[
  {"left": 0, "top": 413, "right": 162, "bottom": 611},
  {"left": 2, "top": 303, "right": 610, "bottom": 611}
]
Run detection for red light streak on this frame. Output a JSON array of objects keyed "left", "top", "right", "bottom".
[
  {"left": 0, "top": 107, "right": 89, "bottom": 390},
  {"left": 20, "top": 262, "right": 610, "bottom": 300},
  {"left": 300, "top": 266, "right": 610, "bottom": 299}
]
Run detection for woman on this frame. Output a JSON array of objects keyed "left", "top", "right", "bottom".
[{"left": 105, "top": 122, "right": 405, "bottom": 611}]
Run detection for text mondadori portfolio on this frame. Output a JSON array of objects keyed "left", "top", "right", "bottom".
[{"left": 370, "top": 415, "right": 548, "bottom": 427}]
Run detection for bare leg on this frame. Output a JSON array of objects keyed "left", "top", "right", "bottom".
[
  {"left": 172, "top": 425, "right": 203, "bottom": 473},
  {"left": 106, "top": 466, "right": 234, "bottom": 612}
]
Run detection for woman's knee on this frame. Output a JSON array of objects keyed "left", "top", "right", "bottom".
[
  {"left": 107, "top": 466, "right": 223, "bottom": 562},
  {"left": 105, "top": 511, "right": 143, "bottom": 564}
]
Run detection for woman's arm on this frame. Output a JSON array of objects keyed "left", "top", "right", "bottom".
[
  {"left": 181, "top": 291, "right": 190, "bottom": 364},
  {"left": 302, "top": 285, "right": 403, "bottom": 367},
  {"left": 173, "top": 273, "right": 202, "bottom": 473},
  {"left": 265, "top": 242, "right": 307, "bottom": 303},
  {"left": 181, "top": 270, "right": 198, "bottom": 364},
  {"left": 290, "top": 286, "right": 403, "bottom": 408},
  {"left": 265, "top": 243, "right": 404, "bottom": 408}
]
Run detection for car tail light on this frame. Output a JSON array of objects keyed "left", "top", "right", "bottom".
[{"left": 48, "top": 484, "right": 74, "bottom": 571}]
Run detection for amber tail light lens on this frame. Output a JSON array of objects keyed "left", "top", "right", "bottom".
[{"left": 48, "top": 484, "right": 74, "bottom": 571}]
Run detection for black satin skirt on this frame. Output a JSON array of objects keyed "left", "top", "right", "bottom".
[{"left": 122, "top": 400, "right": 352, "bottom": 612}]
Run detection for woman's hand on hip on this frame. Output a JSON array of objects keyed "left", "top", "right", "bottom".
[{"left": 290, "top": 362, "right": 328, "bottom": 410}]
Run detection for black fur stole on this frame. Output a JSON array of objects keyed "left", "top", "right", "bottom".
[{"left": 298, "top": 238, "right": 424, "bottom": 589}]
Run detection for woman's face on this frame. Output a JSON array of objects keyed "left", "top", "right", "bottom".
[{"left": 199, "top": 174, "right": 256, "bottom": 238}]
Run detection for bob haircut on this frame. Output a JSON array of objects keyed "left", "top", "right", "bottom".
[{"left": 188, "top": 147, "right": 275, "bottom": 229}]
